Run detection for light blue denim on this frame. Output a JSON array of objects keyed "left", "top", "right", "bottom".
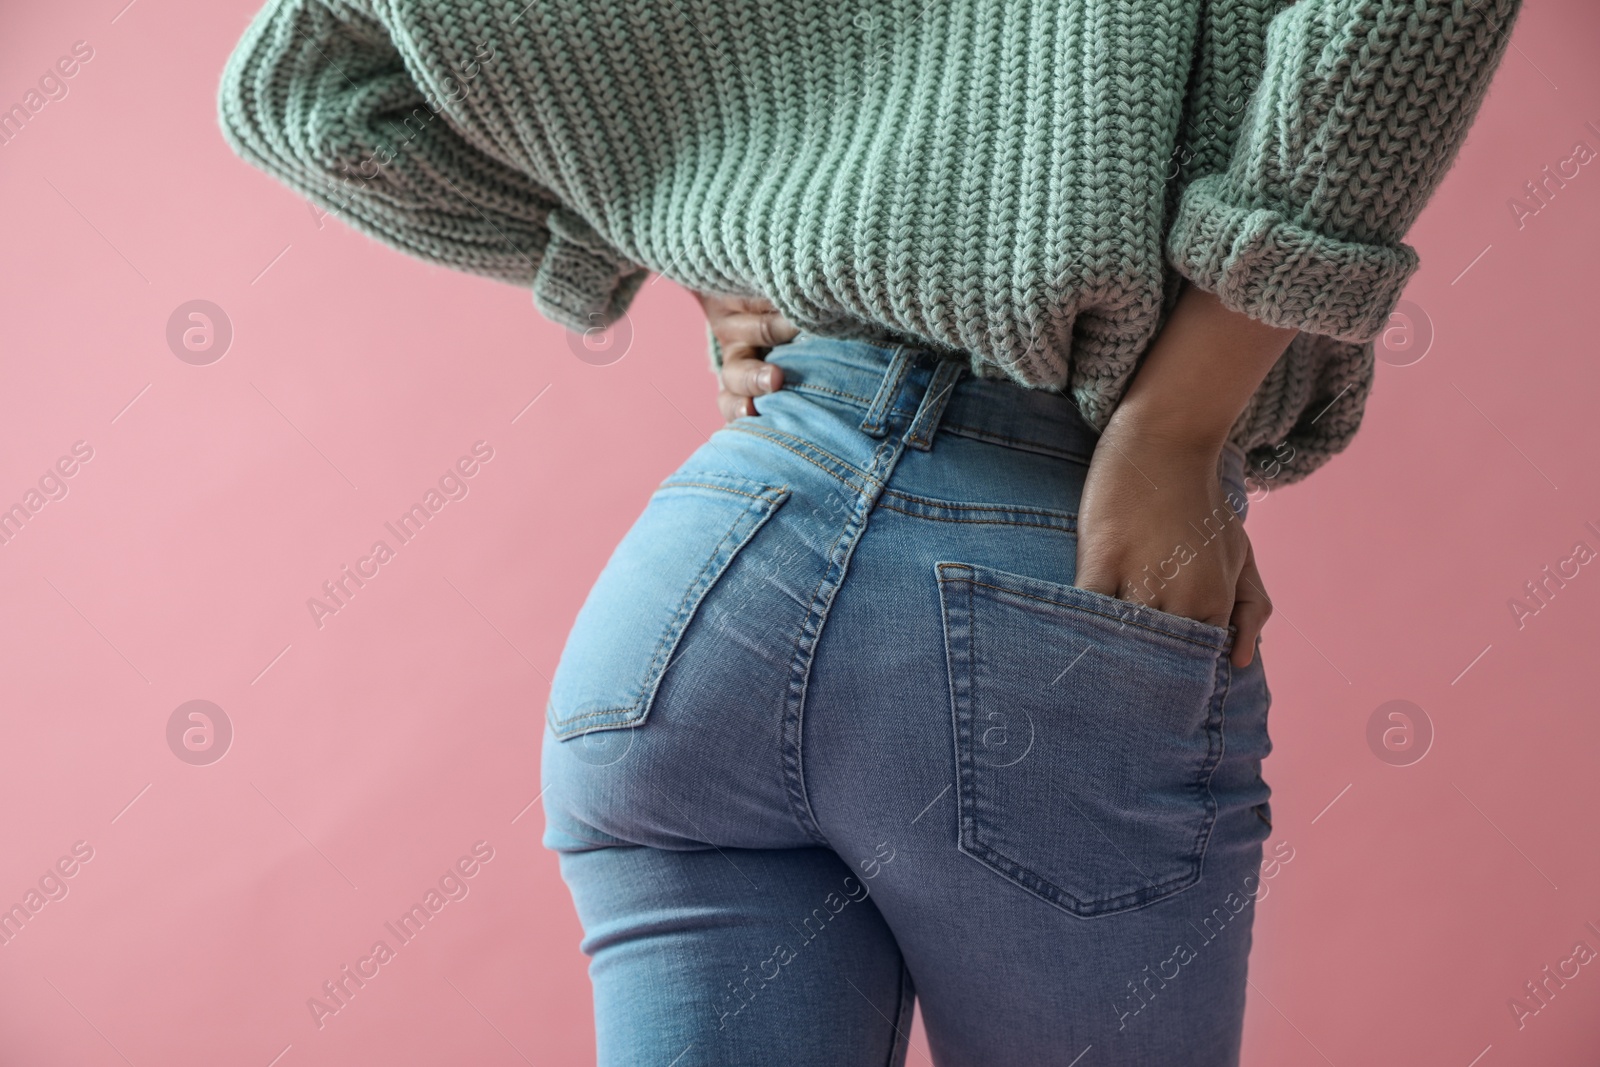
[{"left": 541, "top": 333, "right": 1275, "bottom": 1066}]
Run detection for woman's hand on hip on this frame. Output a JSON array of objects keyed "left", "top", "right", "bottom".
[
  {"left": 694, "top": 291, "right": 798, "bottom": 422},
  {"left": 1074, "top": 412, "right": 1271, "bottom": 668}
]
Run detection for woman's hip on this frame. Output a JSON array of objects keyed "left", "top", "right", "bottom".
[{"left": 541, "top": 332, "right": 1269, "bottom": 847}]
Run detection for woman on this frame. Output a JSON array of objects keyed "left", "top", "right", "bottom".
[{"left": 219, "top": 1, "right": 1521, "bottom": 1062}]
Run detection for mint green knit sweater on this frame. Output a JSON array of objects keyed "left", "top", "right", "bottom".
[{"left": 219, "top": 0, "right": 1520, "bottom": 483}]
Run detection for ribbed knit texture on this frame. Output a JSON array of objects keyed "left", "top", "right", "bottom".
[{"left": 219, "top": 0, "right": 1520, "bottom": 484}]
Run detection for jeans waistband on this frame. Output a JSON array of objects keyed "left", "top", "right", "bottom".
[{"left": 763, "top": 331, "right": 1251, "bottom": 509}]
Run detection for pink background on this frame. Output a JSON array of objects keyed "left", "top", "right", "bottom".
[{"left": 2, "top": 2, "right": 1597, "bottom": 1064}]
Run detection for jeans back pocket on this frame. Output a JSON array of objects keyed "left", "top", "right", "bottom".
[
  {"left": 547, "top": 473, "right": 789, "bottom": 740},
  {"left": 936, "top": 561, "right": 1233, "bottom": 917}
]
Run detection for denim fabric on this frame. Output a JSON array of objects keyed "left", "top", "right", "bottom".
[{"left": 541, "top": 333, "right": 1275, "bottom": 1066}]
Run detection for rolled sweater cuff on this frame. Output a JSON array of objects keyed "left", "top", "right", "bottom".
[
  {"left": 1165, "top": 174, "right": 1421, "bottom": 343},
  {"left": 533, "top": 207, "right": 649, "bottom": 333}
]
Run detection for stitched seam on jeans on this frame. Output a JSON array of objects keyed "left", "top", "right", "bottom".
[
  {"left": 882, "top": 490, "right": 1075, "bottom": 518},
  {"left": 967, "top": 839, "right": 1198, "bottom": 912},
  {"left": 779, "top": 451, "right": 888, "bottom": 845},
  {"left": 878, "top": 492, "right": 1078, "bottom": 527},
  {"left": 656, "top": 481, "right": 787, "bottom": 504},
  {"left": 780, "top": 494, "right": 854, "bottom": 840},
  {"left": 784, "top": 382, "right": 875, "bottom": 406},
  {"left": 937, "top": 572, "right": 1229, "bottom": 651},
  {"left": 883, "top": 963, "right": 913, "bottom": 1067},
  {"left": 945, "top": 567, "right": 980, "bottom": 871},
  {"left": 788, "top": 431, "right": 903, "bottom": 840},
  {"left": 786, "top": 382, "right": 927, "bottom": 424},
  {"left": 784, "top": 386, "right": 1095, "bottom": 461},
  {"left": 740, "top": 424, "right": 867, "bottom": 481},
  {"left": 938, "top": 420, "right": 1095, "bottom": 460},
  {"left": 876, "top": 502, "right": 1076, "bottom": 532},
  {"left": 1188, "top": 656, "right": 1233, "bottom": 863},
  {"left": 724, "top": 424, "right": 876, "bottom": 492}
]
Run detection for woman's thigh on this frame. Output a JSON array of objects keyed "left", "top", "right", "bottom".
[
  {"left": 802, "top": 434, "right": 1276, "bottom": 1066},
  {"left": 557, "top": 845, "right": 913, "bottom": 1067}
]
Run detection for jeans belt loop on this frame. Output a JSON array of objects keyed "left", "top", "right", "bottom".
[
  {"left": 904, "top": 358, "right": 966, "bottom": 451},
  {"left": 858, "top": 345, "right": 916, "bottom": 439}
]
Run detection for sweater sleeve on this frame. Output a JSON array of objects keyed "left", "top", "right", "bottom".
[
  {"left": 1165, "top": 0, "right": 1522, "bottom": 343},
  {"left": 217, "top": 0, "right": 647, "bottom": 332}
]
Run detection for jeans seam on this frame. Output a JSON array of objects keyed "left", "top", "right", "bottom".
[
  {"left": 786, "top": 382, "right": 936, "bottom": 429},
  {"left": 780, "top": 431, "right": 904, "bottom": 845},
  {"left": 876, "top": 490, "right": 1078, "bottom": 529},
  {"left": 724, "top": 423, "right": 879, "bottom": 494},
  {"left": 880, "top": 489, "right": 1075, "bottom": 518},
  {"left": 781, "top": 505, "right": 858, "bottom": 843},
  {"left": 784, "top": 381, "right": 877, "bottom": 406},
  {"left": 937, "top": 420, "right": 1096, "bottom": 463},
  {"left": 876, "top": 501, "right": 1077, "bottom": 532},
  {"left": 884, "top": 962, "right": 915, "bottom": 1067},
  {"left": 1191, "top": 655, "right": 1233, "bottom": 865},
  {"left": 787, "top": 389, "right": 1098, "bottom": 463},
  {"left": 656, "top": 479, "right": 789, "bottom": 504}
]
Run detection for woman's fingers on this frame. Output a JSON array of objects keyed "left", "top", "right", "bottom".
[
  {"left": 709, "top": 299, "right": 800, "bottom": 351},
  {"left": 1228, "top": 539, "right": 1272, "bottom": 668},
  {"left": 719, "top": 348, "right": 784, "bottom": 401},
  {"left": 695, "top": 292, "right": 798, "bottom": 422},
  {"left": 716, "top": 388, "right": 758, "bottom": 422},
  {"left": 717, "top": 348, "right": 784, "bottom": 423}
]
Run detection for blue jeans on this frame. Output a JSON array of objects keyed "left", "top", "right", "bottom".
[{"left": 541, "top": 333, "right": 1275, "bottom": 1066}]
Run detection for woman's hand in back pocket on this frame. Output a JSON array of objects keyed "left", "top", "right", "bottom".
[
  {"left": 1073, "top": 283, "right": 1295, "bottom": 668},
  {"left": 1074, "top": 414, "right": 1271, "bottom": 668},
  {"left": 694, "top": 291, "right": 799, "bottom": 422}
]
